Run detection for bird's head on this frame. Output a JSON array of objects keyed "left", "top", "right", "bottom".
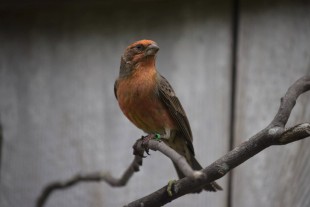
[{"left": 119, "top": 40, "right": 159, "bottom": 77}]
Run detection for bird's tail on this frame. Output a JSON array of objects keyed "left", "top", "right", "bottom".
[{"left": 173, "top": 155, "right": 222, "bottom": 192}]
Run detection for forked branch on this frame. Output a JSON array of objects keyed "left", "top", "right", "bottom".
[
  {"left": 125, "top": 76, "right": 310, "bottom": 207},
  {"left": 36, "top": 76, "right": 310, "bottom": 207}
]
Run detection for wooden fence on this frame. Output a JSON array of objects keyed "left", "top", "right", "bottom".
[{"left": 0, "top": 0, "right": 309, "bottom": 206}]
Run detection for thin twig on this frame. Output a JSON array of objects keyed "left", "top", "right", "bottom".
[{"left": 36, "top": 154, "right": 143, "bottom": 207}]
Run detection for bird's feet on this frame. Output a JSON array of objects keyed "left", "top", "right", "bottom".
[
  {"left": 132, "top": 136, "right": 146, "bottom": 158},
  {"left": 141, "top": 133, "right": 162, "bottom": 155},
  {"left": 132, "top": 134, "right": 162, "bottom": 157},
  {"left": 141, "top": 134, "right": 155, "bottom": 155}
]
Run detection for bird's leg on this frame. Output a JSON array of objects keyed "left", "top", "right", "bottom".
[
  {"left": 140, "top": 132, "right": 164, "bottom": 155},
  {"left": 132, "top": 133, "right": 162, "bottom": 157},
  {"left": 141, "top": 134, "right": 156, "bottom": 155},
  {"left": 133, "top": 131, "right": 166, "bottom": 157}
]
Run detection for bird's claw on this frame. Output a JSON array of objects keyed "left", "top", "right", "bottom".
[
  {"left": 144, "top": 147, "right": 150, "bottom": 155},
  {"left": 132, "top": 137, "right": 146, "bottom": 158}
]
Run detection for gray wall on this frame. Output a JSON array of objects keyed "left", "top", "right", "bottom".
[
  {"left": 0, "top": 1, "right": 231, "bottom": 207},
  {"left": 0, "top": 0, "right": 309, "bottom": 207},
  {"left": 233, "top": 1, "right": 310, "bottom": 207}
]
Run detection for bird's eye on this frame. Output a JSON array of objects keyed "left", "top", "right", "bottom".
[{"left": 135, "top": 44, "right": 144, "bottom": 51}]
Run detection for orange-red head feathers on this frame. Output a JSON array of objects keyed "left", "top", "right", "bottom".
[{"left": 119, "top": 40, "right": 159, "bottom": 78}]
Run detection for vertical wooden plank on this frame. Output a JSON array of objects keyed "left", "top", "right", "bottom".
[
  {"left": 233, "top": 1, "right": 310, "bottom": 207},
  {"left": 0, "top": 1, "right": 232, "bottom": 207}
]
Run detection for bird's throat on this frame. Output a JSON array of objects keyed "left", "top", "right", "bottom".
[{"left": 135, "top": 56, "right": 156, "bottom": 71}]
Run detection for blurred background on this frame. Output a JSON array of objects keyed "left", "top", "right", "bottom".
[{"left": 0, "top": 0, "right": 310, "bottom": 206}]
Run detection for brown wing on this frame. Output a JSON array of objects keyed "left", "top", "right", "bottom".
[
  {"left": 157, "top": 74, "right": 195, "bottom": 155},
  {"left": 115, "top": 56, "right": 129, "bottom": 100}
]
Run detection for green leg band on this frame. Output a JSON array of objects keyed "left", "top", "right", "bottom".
[{"left": 155, "top": 133, "right": 161, "bottom": 141}]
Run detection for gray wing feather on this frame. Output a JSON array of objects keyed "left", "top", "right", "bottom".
[{"left": 157, "top": 74, "right": 195, "bottom": 155}]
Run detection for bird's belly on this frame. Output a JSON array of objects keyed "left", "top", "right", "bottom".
[{"left": 118, "top": 90, "right": 175, "bottom": 134}]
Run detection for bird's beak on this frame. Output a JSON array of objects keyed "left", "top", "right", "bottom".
[{"left": 145, "top": 43, "right": 159, "bottom": 56}]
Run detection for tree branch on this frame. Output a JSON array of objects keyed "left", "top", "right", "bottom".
[
  {"left": 125, "top": 76, "right": 310, "bottom": 207},
  {"left": 37, "top": 136, "right": 201, "bottom": 207},
  {"left": 36, "top": 153, "right": 143, "bottom": 207},
  {"left": 272, "top": 76, "right": 310, "bottom": 127},
  {"left": 36, "top": 76, "right": 310, "bottom": 207}
]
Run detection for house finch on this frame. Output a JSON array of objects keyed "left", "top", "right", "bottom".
[{"left": 114, "top": 39, "right": 222, "bottom": 191}]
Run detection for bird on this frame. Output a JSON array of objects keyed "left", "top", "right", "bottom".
[{"left": 114, "top": 39, "right": 222, "bottom": 192}]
